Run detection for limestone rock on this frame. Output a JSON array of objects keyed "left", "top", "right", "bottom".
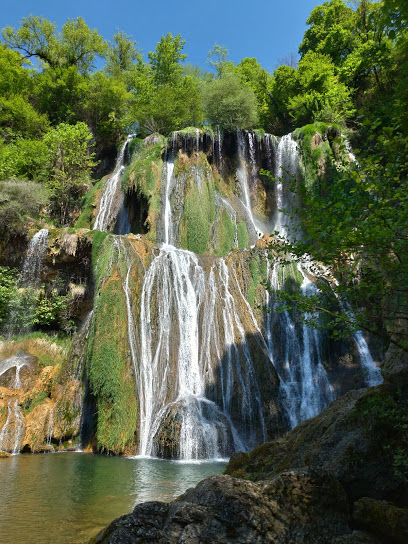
[{"left": 91, "top": 471, "right": 351, "bottom": 544}]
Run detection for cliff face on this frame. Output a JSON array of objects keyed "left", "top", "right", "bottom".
[{"left": 0, "top": 128, "right": 382, "bottom": 457}]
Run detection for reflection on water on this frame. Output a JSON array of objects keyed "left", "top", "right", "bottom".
[{"left": 0, "top": 453, "right": 226, "bottom": 544}]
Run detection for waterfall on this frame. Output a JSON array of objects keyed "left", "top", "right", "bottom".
[
  {"left": 94, "top": 135, "right": 134, "bottom": 232},
  {"left": 265, "top": 260, "right": 335, "bottom": 428},
  {"left": 274, "top": 134, "right": 298, "bottom": 238},
  {"left": 236, "top": 130, "right": 263, "bottom": 239},
  {"left": 0, "top": 400, "right": 25, "bottom": 454},
  {"left": 271, "top": 134, "right": 381, "bottom": 393},
  {"left": 0, "top": 354, "right": 30, "bottom": 389},
  {"left": 136, "top": 244, "right": 271, "bottom": 458},
  {"left": 163, "top": 155, "right": 175, "bottom": 245},
  {"left": 4, "top": 229, "right": 49, "bottom": 336}
]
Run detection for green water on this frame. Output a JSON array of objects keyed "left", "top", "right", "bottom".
[{"left": 0, "top": 453, "right": 226, "bottom": 544}]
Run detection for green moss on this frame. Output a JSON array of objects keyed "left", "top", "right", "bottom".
[
  {"left": 216, "top": 210, "right": 236, "bottom": 256},
  {"left": 125, "top": 141, "right": 164, "bottom": 242},
  {"left": 22, "top": 391, "right": 48, "bottom": 414},
  {"left": 75, "top": 178, "right": 105, "bottom": 229},
  {"left": 91, "top": 231, "right": 109, "bottom": 277},
  {"left": 259, "top": 258, "right": 268, "bottom": 284},
  {"left": 280, "top": 261, "right": 303, "bottom": 295},
  {"left": 85, "top": 240, "right": 138, "bottom": 453},
  {"left": 248, "top": 256, "right": 261, "bottom": 307},
  {"left": 237, "top": 220, "right": 249, "bottom": 249}
]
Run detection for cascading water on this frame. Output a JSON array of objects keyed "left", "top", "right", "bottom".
[
  {"left": 273, "top": 134, "right": 298, "bottom": 238},
  {"left": 86, "top": 129, "right": 381, "bottom": 460},
  {"left": 94, "top": 135, "right": 134, "bottom": 232},
  {"left": 236, "top": 130, "right": 263, "bottom": 240},
  {"left": 4, "top": 229, "right": 49, "bottom": 336},
  {"left": 270, "top": 133, "right": 381, "bottom": 399}
]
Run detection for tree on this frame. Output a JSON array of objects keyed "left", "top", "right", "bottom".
[
  {"left": 32, "top": 65, "right": 87, "bottom": 126},
  {"left": 206, "top": 44, "right": 230, "bottom": 77},
  {"left": 104, "top": 31, "right": 141, "bottom": 88},
  {"left": 3, "top": 16, "right": 106, "bottom": 73},
  {"left": 134, "top": 76, "right": 203, "bottom": 136},
  {"left": 148, "top": 33, "right": 187, "bottom": 86},
  {"left": 202, "top": 71, "right": 258, "bottom": 130},
  {"left": 82, "top": 72, "right": 133, "bottom": 142},
  {"left": 288, "top": 51, "right": 354, "bottom": 125},
  {"left": 43, "top": 122, "right": 96, "bottom": 224},
  {"left": 235, "top": 57, "right": 274, "bottom": 129}
]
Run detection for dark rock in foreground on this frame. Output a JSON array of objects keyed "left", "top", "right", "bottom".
[{"left": 90, "top": 376, "right": 408, "bottom": 543}]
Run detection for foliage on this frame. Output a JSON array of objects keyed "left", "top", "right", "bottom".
[
  {"left": 268, "top": 127, "right": 408, "bottom": 350},
  {"left": 0, "top": 267, "right": 18, "bottom": 326},
  {"left": 134, "top": 76, "right": 203, "bottom": 136},
  {"left": 207, "top": 44, "right": 230, "bottom": 77},
  {"left": 289, "top": 51, "right": 354, "bottom": 125},
  {"left": 0, "top": 179, "right": 49, "bottom": 233},
  {"left": 43, "top": 122, "right": 96, "bottom": 224},
  {"left": 3, "top": 15, "right": 106, "bottom": 74},
  {"left": 104, "top": 31, "right": 140, "bottom": 88},
  {"left": 202, "top": 71, "right": 258, "bottom": 130},
  {"left": 235, "top": 57, "right": 274, "bottom": 129},
  {"left": 148, "top": 33, "right": 187, "bottom": 86},
  {"left": 356, "top": 387, "right": 408, "bottom": 482}
]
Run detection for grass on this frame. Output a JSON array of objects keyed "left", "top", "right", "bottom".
[{"left": 0, "top": 331, "right": 71, "bottom": 367}]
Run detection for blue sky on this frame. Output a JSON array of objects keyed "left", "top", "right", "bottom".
[{"left": 1, "top": 0, "right": 324, "bottom": 73}]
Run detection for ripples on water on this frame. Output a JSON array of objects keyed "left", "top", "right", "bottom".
[{"left": 0, "top": 453, "right": 226, "bottom": 544}]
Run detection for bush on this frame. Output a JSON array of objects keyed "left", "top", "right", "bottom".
[
  {"left": 202, "top": 71, "right": 258, "bottom": 130},
  {"left": 0, "top": 179, "right": 49, "bottom": 234}
]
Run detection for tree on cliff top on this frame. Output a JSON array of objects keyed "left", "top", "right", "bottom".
[{"left": 2, "top": 16, "right": 106, "bottom": 73}]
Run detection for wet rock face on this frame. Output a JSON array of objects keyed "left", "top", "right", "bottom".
[
  {"left": 152, "top": 398, "right": 236, "bottom": 459},
  {"left": 91, "top": 472, "right": 351, "bottom": 544}
]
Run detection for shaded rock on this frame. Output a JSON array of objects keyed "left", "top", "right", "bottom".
[
  {"left": 332, "top": 530, "right": 385, "bottom": 544},
  {"left": 382, "top": 342, "right": 408, "bottom": 387},
  {"left": 353, "top": 497, "right": 408, "bottom": 544},
  {"left": 226, "top": 384, "right": 408, "bottom": 506},
  {"left": 91, "top": 471, "right": 351, "bottom": 544}
]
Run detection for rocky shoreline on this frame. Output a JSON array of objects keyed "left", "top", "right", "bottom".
[{"left": 88, "top": 347, "right": 408, "bottom": 543}]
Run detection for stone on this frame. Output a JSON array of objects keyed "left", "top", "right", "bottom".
[
  {"left": 353, "top": 497, "right": 408, "bottom": 544},
  {"left": 91, "top": 471, "right": 351, "bottom": 544}
]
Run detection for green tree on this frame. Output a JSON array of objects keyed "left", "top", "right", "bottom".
[
  {"left": 206, "top": 44, "right": 230, "bottom": 77},
  {"left": 43, "top": 122, "right": 96, "bottom": 224},
  {"left": 32, "top": 65, "right": 87, "bottom": 126},
  {"left": 148, "top": 33, "right": 187, "bottom": 85},
  {"left": 135, "top": 76, "right": 203, "bottom": 136},
  {"left": 202, "top": 71, "right": 258, "bottom": 130},
  {"left": 235, "top": 57, "right": 274, "bottom": 129},
  {"left": 104, "top": 31, "right": 141, "bottom": 88},
  {"left": 288, "top": 51, "right": 354, "bottom": 125},
  {"left": 3, "top": 15, "right": 106, "bottom": 73},
  {"left": 82, "top": 71, "right": 133, "bottom": 142}
]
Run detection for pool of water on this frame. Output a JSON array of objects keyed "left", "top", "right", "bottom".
[{"left": 0, "top": 453, "right": 227, "bottom": 544}]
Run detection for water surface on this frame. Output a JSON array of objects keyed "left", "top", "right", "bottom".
[{"left": 0, "top": 453, "right": 226, "bottom": 544}]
